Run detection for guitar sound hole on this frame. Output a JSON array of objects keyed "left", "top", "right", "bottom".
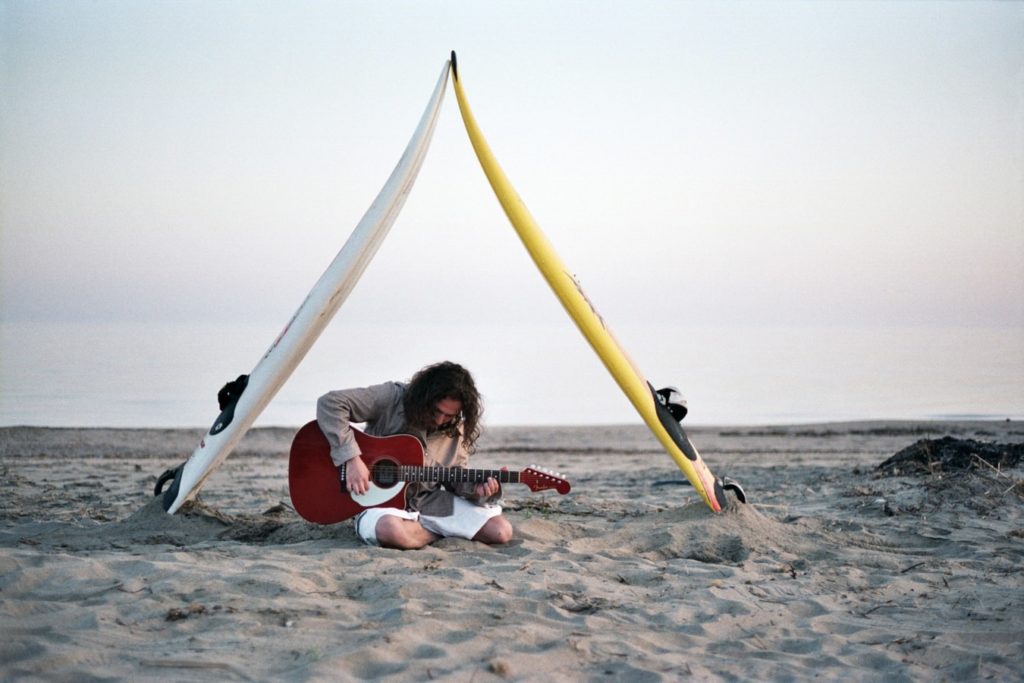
[{"left": 372, "top": 460, "right": 401, "bottom": 487}]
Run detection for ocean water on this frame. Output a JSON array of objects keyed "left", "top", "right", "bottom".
[{"left": 0, "top": 320, "right": 1021, "bottom": 429}]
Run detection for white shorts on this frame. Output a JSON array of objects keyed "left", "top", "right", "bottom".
[{"left": 354, "top": 497, "right": 502, "bottom": 547}]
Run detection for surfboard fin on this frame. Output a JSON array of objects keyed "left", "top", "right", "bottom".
[
  {"left": 210, "top": 374, "right": 249, "bottom": 436},
  {"left": 649, "top": 384, "right": 701, "bottom": 462},
  {"left": 154, "top": 462, "right": 185, "bottom": 511},
  {"left": 655, "top": 386, "right": 688, "bottom": 421},
  {"left": 719, "top": 476, "right": 747, "bottom": 504}
]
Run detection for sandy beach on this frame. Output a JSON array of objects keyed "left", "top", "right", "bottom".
[{"left": 1, "top": 420, "right": 1021, "bottom": 681}]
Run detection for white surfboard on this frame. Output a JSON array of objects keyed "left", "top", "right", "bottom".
[{"left": 158, "top": 60, "right": 450, "bottom": 514}]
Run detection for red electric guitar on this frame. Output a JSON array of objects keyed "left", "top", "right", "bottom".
[{"left": 288, "top": 420, "right": 571, "bottom": 524}]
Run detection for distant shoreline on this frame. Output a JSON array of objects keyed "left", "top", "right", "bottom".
[{"left": 2, "top": 419, "right": 1020, "bottom": 462}]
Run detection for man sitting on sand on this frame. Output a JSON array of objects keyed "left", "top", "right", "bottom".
[{"left": 316, "top": 361, "right": 513, "bottom": 550}]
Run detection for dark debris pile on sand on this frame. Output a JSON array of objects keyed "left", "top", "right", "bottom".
[
  {"left": 877, "top": 436, "right": 1024, "bottom": 475},
  {"left": 868, "top": 437, "right": 1024, "bottom": 516}
]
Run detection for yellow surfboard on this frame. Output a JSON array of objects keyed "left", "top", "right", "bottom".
[{"left": 451, "top": 53, "right": 738, "bottom": 513}]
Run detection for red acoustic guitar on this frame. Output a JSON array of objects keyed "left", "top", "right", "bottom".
[{"left": 288, "top": 420, "right": 571, "bottom": 524}]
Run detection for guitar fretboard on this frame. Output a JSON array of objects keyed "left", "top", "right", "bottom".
[
  {"left": 401, "top": 466, "right": 521, "bottom": 484},
  {"left": 342, "top": 463, "right": 521, "bottom": 485}
]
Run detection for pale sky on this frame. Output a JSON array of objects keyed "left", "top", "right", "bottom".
[{"left": 1, "top": 1, "right": 1022, "bottom": 426}]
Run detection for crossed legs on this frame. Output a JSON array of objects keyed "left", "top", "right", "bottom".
[{"left": 373, "top": 513, "right": 513, "bottom": 550}]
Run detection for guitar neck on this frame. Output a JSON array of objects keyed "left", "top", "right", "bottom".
[{"left": 401, "top": 466, "right": 519, "bottom": 485}]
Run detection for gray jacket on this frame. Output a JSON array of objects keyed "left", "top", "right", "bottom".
[{"left": 316, "top": 381, "right": 499, "bottom": 516}]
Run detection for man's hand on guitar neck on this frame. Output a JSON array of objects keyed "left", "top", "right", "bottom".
[
  {"left": 343, "top": 455, "right": 371, "bottom": 496},
  {"left": 472, "top": 466, "right": 507, "bottom": 501},
  {"left": 474, "top": 477, "right": 500, "bottom": 500}
]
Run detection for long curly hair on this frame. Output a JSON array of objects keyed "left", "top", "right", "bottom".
[{"left": 403, "top": 361, "right": 483, "bottom": 451}]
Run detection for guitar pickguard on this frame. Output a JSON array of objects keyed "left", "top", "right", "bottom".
[{"left": 352, "top": 482, "right": 405, "bottom": 508}]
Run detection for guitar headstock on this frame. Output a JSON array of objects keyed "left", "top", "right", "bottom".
[{"left": 521, "top": 466, "right": 571, "bottom": 495}]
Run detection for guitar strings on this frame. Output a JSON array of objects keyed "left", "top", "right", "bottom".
[{"left": 369, "top": 462, "right": 519, "bottom": 484}]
